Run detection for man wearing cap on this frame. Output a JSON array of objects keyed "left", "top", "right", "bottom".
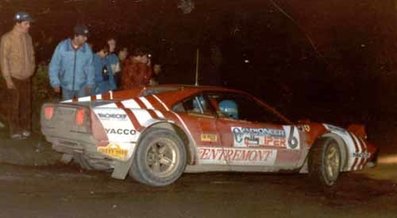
[
  {"left": 49, "top": 24, "right": 94, "bottom": 100},
  {"left": 0, "top": 11, "right": 35, "bottom": 139}
]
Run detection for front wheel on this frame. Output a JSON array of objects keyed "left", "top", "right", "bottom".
[
  {"left": 308, "top": 137, "right": 341, "bottom": 187},
  {"left": 129, "top": 128, "right": 187, "bottom": 187}
]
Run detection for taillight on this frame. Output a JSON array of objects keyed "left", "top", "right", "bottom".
[
  {"left": 44, "top": 106, "right": 54, "bottom": 120},
  {"left": 75, "top": 108, "right": 86, "bottom": 126}
]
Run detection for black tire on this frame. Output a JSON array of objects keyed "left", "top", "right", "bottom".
[
  {"left": 73, "top": 153, "right": 111, "bottom": 171},
  {"left": 308, "top": 137, "right": 341, "bottom": 187},
  {"left": 129, "top": 128, "right": 187, "bottom": 187}
]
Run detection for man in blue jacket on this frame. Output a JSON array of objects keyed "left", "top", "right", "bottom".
[{"left": 49, "top": 24, "right": 94, "bottom": 100}]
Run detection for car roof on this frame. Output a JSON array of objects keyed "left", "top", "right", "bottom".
[
  {"left": 142, "top": 84, "right": 246, "bottom": 104},
  {"left": 143, "top": 85, "right": 291, "bottom": 124},
  {"left": 144, "top": 84, "right": 243, "bottom": 94}
]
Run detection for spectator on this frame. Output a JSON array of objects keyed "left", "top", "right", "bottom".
[
  {"left": 118, "top": 47, "right": 128, "bottom": 63},
  {"left": 0, "top": 11, "right": 35, "bottom": 139},
  {"left": 93, "top": 44, "right": 116, "bottom": 94},
  {"left": 106, "top": 37, "right": 121, "bottom": 86},
  {"left": 120, "top": 48, "right": 152, "bottom": 89},
  {"left": 149, "top": 63, "right": 162, "bottom": 86},
  {"left": 49, "top": 24, "right": 94, "bottom": 100},
  {"left": 117, "top": 47, "right": 128, "bottom": 87}
]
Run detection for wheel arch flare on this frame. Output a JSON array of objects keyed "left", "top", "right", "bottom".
[{"left": 137, "top": 121, "right": 196, "bottom": 165}]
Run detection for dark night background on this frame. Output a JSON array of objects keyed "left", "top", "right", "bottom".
[{"left": 0, "top": 0, "right": 396, "bottom": 144}]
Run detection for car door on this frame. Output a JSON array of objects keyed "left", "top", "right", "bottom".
[
  {"left": 172, "top": 94, "right": 226, "bottom": 165},
  {"left": 206, "top": 92, "right": 303, "bottom": 170}
]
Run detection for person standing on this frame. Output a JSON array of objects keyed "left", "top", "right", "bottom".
[
  {"left": 0, "top": 11, "right": 35, "bottom": 139},
  {"left": 149, "top": 63, "right": 162, "bottom": 86},
  {"left": 120, "top": 48, "right": 152, "bottom": 89},
  {"left": 49, "top": 24, "right": 94, "bottom": 100},
  {"left": 93, "top": 44, "right": 116, "bottom": 94},
  {"left": 106, "top": 37, "right": 121, "bottom": 87}
]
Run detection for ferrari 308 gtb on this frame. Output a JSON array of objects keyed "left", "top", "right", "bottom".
[{"left": 41, "top": 85, "right": 377, "bottom": 187}]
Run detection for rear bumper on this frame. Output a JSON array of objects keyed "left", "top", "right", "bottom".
[{"left": 43, "top": 129, "right": 103, "bottom": 159}]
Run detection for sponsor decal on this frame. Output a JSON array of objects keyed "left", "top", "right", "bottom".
[
  {"left": 105, "top": 128, "right": 136, "bottom": 135},
  {"left": 287, "top": 126, "right": 299, "bottom": 149},
  {"left": 98, "top": 143, "right": 128, "bottom": 159},
  {"left": 198, "top": 147, "right": 277, "bottom": 165},
  {"left": 232, "top": 127, "right": 287, "bottom": 148},
  {"left": 298, "top": 125, "right": 311, "bottom": 132},
  {"left": 353, "top": 152, "right": 371, "bottom": 159},
  {"left": 98, "top": 113, "right": 127, "bottom": 120},
  {"left": 231, "top": 126, "right": 300, "bottom": 149},
  {"left": 200, "top": 133, "right": 218, "bottom": 142}
]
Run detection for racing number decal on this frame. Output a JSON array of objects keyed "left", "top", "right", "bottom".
[{"left": 287, "top": 126, "right": 298, "bottom": 149}]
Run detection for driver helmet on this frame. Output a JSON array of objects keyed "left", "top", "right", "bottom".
[{"left": 219, "top": 99, "right": 238, "bottom": 119}]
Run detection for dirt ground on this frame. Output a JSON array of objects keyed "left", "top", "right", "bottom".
[{"left": 1, "top": 128, "right": 397, "bottom": 218}]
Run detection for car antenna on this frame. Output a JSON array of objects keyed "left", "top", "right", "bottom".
[{"left": 195, "top": 48, "right": 199, "bottom": 86}]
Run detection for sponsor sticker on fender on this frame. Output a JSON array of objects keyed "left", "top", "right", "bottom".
[
  {"left": 231, "top": 126, "right": 300, "bottom": 149},
  {"left": 198, "top": 147, "right": 277, "bottom": 166},
  {"left": 98, "top": 113, "right": 127, "bottom": 120},
  {"left": 98, "top": 143, "right": 128, "bottom": 159},
  {"left": 200, "top": 133, "right": 218, "bottom": 142},
  {"left": 93, "top": 108, "right": 139, "bottom": 141},
  {"left": 105, "top": 128, "right": 137, "bottom": 135}
]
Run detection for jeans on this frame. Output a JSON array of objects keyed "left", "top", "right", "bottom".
[{"left": 62, "top": 87, "right": 91, "bottom": 100}]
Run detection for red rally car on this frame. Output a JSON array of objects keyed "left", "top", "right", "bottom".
[{"left": 41, "top": 85, "right": 378, "bottom": 187}]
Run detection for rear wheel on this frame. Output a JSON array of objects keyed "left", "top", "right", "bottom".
[
  {"left": 129, "top": 128, "right": 187, "bottom": 187},
  {"left": 308, "top": 137, "right": 341, "bottom": 187}
]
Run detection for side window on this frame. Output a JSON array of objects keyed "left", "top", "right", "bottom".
[
  {"left": 207, "top": 93, "right": 285, "bottom": 124},
  {"left": 172, "top": 94, "right": 215, "bottom": 116}
]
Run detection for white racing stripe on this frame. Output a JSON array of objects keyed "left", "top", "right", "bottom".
[
  {"left": 132, "top": 109, "right": 154, "bottom": 127},
  {"left": 172, "top": 111, "right": 196, "bottom": 145},
  {"left": 154, "top": 110, "right": 165, "bottom": 119},
  {"left": 97, "top": 103, "right": 118, "bottom": 108},
  {"left": 153, "top": 94, "right": 169, "bottom": 111},
  {"left": 121, "top": 99, "right": 141, "bottom": 108},
  {"left": 78, "top": 96, "right": 91, "bottom": 102},
  {"left": 139, "top": 97, "right": 155, "bottom": 109},
  {"left": 351, "top": 133, "right": 363, "bottom": 170},
  {"left": 358, "top": 137, "right": 367, "bottom": 151},
  {"left": 357, "top": 136, "right": 369, "bottom": 169},
  {"left": 62, "top": 96, "right": 91, "bottom": 103}
]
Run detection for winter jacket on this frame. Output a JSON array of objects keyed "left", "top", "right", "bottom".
[
  {"left": 106, "top": 53, "right": 120, "bottom": 75},
  {"left": 0, "top": 28, "right": 35, "bottom": 80},
  {"left": 49, "top": 38, "right": 94, "bottom": 91},
  {"left": 120, "top": 58, "right": 152, "bottom": 89},
  {"left": 93, "top": 54, "right": 116, "bottom": 94}
]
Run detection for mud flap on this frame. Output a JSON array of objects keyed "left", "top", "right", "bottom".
[{"left": 111, "top": 157, "right": 133, "bottom": 180}]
